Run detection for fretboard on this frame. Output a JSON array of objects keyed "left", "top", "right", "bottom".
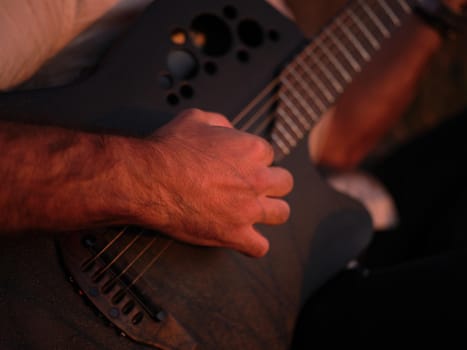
[{"left": 271, "top": 0, "right": 418, "bottom": 157}]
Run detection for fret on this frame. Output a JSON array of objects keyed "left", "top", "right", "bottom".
[
  {"left": 283, "top": 73, "right": 324, "bottom": 114},
  {"left": 277, "top": 109, "right": 305, "bottom": 138},
  {"left": 295, "top": 56, "right": 334, "bottom": 103},
  {"left": 376, "top": 0, "right": 401, "bottom": 26},
  {"left": 347, "top": 8, "right": 381, "bottom": 49},
  {"left": 304, "top": 50, "right": 344, "bottom": 93},
  {"left": 282, "top": 89, "right": 319, "bottom": 126},
  {"left": 315, "top": 39, "right": 353, "bottom": 83},
  {"left": 278, "top": 80, "right": 312, "bottom": 134},
  {"left": 277, "top": 107, "right": 311, "bottom": 130},
  {"left": 280, "top": 88, "right": 318, "bottom": 123},
  {"left": 325, "top": 29, "right": 362, "bottom": 72},
  {"left": 359, "top": 1, "right": 390, "bottom": 38},
  {"left": 275, "top": 122, "right": 297, "bottom": 147},
  {"left": 391, "top": 0, "right": 411, "bottom": 17},
  {"left": 397, "top": 0, "right": 412, "bottom": 13},
  {"left": 271, "top": 0, "right": 416, "bottom": 152},
  {"left": 271, "top": 133, "right": 291, "bottom": 155},
  {"left": 287, "top": 68, "right": 327, "bottom": 111},
  {"left": 336, "top": 17, "right": 371, "bottom": 61}
]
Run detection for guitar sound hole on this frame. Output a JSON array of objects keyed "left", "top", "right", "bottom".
[
  {"left": 167, "top": 93, "right": 179, "bottom": 106},
  {"left": 180, "top": 84, "right": 194, "bottom": 98},
  {"left": 238, "top": 19, "right": 264, "bottom": 48},
  {"left": 190, "top": 14, "right": 233, "bottom": 57}
]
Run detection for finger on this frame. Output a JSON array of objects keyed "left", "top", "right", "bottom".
[
  {"left": 177, "top": 109, "right": 233, "bottom": 128},
  {"left": 257, "top": 197, "right": 291, "bottom": 225},
  {"left": 166, "top": 224, "right": 269, "bottom": 258},
  {"left": 203, "top": 111, "right": 234, "bottom": 128},
  {"left": 253, "top": 166, "right": 294, "bottom": 197},
  {"left": 242, "top": 135, "right": 275, "bottom": 165},
  {"left": 229, "top": 226, "right": 270, "bottom": 258}
]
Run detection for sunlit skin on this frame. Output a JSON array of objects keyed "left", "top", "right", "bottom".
[
  {"left": 309, "top": 17, "right": 442, "bottom": 169},
  {"left": 0, "top": 0, "right": 464, "bottom": 257}
]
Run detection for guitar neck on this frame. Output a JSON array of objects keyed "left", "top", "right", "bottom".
[{"left": 272, "top": 0, "right": 418, "bottom": 157}]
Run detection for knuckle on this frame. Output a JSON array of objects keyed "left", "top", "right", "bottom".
[
  {"left": 249, "top": 200, "right": 265, "bottom": 221},
  {"left": 249, "top": 137, "right": 274, "bottom": 162},
  {"left": 266, "top": 200, "right": 290, "bottom": 224},
  {"left": 212, "top": 113, "right": 230, "bottom": 124},
  {"left": 276, "top": 200, "right": 291, "bottom": 223},
  {"left": 251, "top": 168, "right": 269, "bottom": 190},
  {"left": 205, "top": 111, "right": 232, "bottom": 128},
  {"left": 179, "top": 108, "right": 202, "bottom": 119}
]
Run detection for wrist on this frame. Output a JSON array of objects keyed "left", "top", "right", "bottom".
[
  {"left": 106, "top": 134, "right": 174, "bottom": 231},
  {"left": 44, "top": 132, "right": 140, "bottom": 231}
]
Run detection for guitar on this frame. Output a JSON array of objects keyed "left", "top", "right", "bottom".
[{"left": 0, "top": 0, "right": 419, "bottom": 348}]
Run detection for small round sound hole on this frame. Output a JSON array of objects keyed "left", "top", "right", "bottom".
[
  {"left": 190, "top": 14, "right": 233, "bottom": 57},
  {"left": 238, "top": 19, "right": 264, "bottom": 48}
]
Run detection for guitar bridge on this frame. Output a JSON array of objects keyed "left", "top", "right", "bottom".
[{"left": 59, "top": 227, "right": 196, "bottom": 350}]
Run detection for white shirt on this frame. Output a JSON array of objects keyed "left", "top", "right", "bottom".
[{"left": 22, "top": 0, "right": 293, "bottom": 89}]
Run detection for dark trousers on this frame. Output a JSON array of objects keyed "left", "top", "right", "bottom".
[{"left": 293, "top": 109, "right": 467, "bottom": 346}]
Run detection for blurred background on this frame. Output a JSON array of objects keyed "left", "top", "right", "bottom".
[{"left": 287, "top": 0, "right": 467, "bottom": 151}]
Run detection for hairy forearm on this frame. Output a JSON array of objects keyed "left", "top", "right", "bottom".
[
  {"left": 0, "top": 109, "right": 293, "bottom": 257},
  {"left": 0, "top": 0, "right": 119, "bottom": 90},
  {"left": 310, "top": 16, "right": 443, "bottom": 169},
  {"left": 0, "top": 121, "right": 136, "bottom": 234}
]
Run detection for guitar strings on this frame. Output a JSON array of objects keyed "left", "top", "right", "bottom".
[
  {"left": 92, "top": 229, "right": 145, "bottom": 282},
  {"left": 81, "top": 226, "right": 128, "bottom": 271},
  {"left": 101, "top": 233, "right": 160, "bottom": 292},
  {"left": 234, "top": 0, "right": 411, "bottom": 139},
  {"left": 119, "top": 240, "right": 173, "bottom": 292},
  {"left": 85, "top": 0, "right": 413, "bottom": 295},
  {"left": 113, "top": 0, "right": 412, "bottom": 287}
]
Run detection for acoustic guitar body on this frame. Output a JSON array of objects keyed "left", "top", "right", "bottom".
[{"left": 0, "top": 0, "right": 372, "bottom": 349}]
